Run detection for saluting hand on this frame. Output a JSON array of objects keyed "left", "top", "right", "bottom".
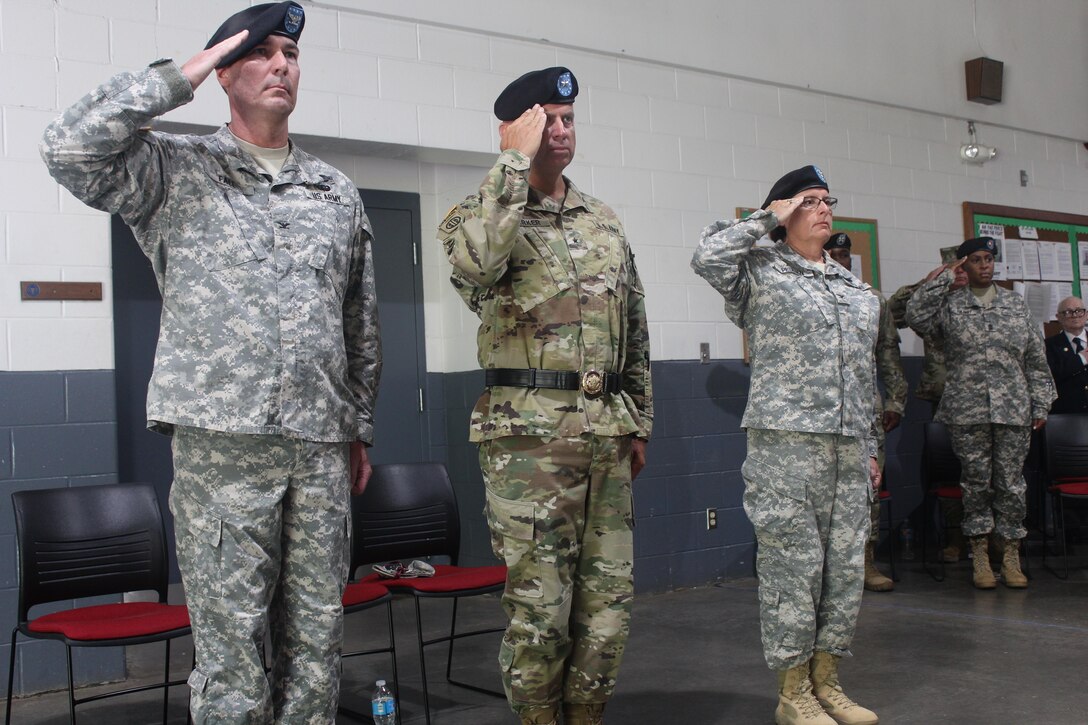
[
  {"left": 925, "top": 257, "right": 967, "bottom": 283},
  {"left": 766, "top": 196, "right": 802, "bottom": 226},
  {"left": 499, "top": 105, "right": 546, "bottom": 159},
  {"left": 181, "top": 29, "right": 249, "bottom": 91}
]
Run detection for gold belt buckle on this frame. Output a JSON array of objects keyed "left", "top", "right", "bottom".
[{"left": 580, "top": 369, "right": 605, "bottom": 398}]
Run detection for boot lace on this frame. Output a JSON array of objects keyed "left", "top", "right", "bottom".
[{"left": 796, "top": 678, "right": 829, "bottom": 718}]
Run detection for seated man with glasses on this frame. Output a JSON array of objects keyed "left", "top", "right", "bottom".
[{"left": 1046, "top": 296, "right": 1088, "bottom": 413}]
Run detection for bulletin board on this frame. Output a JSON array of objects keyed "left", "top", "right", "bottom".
[
  {"left": 738, "top": 209, "right": 882, "bottom": 289},
  {"left": 963, "top": 201, "right": 1088, "bottom": 334}
]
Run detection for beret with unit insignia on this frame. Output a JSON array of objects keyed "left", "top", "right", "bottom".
[
  {"left": 494, "top": 67, "right": 579, "bottom": 121},
  {"left": 824, "top": 232, "right": 851, "bottom": 250},
  {"left": 205, "top": 1, "right": 305, "bottom": 70},
  {"left": 956, "top": 236, "right": 998, "bottom": 259}
]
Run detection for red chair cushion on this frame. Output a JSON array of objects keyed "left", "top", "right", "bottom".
[
  {"left": 934, "top": 486, "right": 962, "bottom": 499},
  {"left": 364, "top": 564, "right": 507, "bottom": 594},
  {"left": 1050, "top": 482, "right": 1088, "bottom": 496},
  {"left": 342, "top": 581, "right": 390, "bottom": 607},
  {"left": 878, "top": 490, "right": 891, "bottom": 501},
  {"left": 28, "top": 602, "right": 189, "bottom": 641}
]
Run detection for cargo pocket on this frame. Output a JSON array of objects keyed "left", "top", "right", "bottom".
[
  {"left": 187, "top": 514, "right": 225, "bottom": 600},
  {"left": 758, "top": 587, "right": 804, "bottom": 666},
  {"left": 484, "top": 490, "right": 542, "bottom": 599},
  {"left": 741, "top": 456, "right": 808, "bottom": 550}
]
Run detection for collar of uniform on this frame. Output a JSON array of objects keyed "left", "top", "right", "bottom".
[
  {"left": 775, "top": 240, "right": 830, "bottom": 275},
  {"left": 526, "top": 176, "right": 587, "bottom": 214},
  {"left": 212, "top": 125, "right": 325, "bottom": 186}
]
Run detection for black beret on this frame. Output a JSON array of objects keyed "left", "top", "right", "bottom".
[
  {"left": 824, "top": 232, "right": 851, "bottom": 250},
  {"left": 205, "top": 2, "right": 305, "bottom": 70},
  {"left": 494, "top": 67, "right": 578, "bottom": 121},
  {"left": 957, "top": 236, "right": 998, "bottom": 259},
  {"left": 761, "top": 165, "right": 829, "bottom": 210}
]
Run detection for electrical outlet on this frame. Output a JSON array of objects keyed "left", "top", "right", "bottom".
[
  {"left": 706, "top": 507, "right": 718, "bottom": 530},
  {"left": 699, "top": 342, "right": 710, "bottom": 364}
]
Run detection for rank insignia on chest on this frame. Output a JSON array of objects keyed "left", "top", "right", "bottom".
[{"left": 593, "top": 222, "right": 621, "bottom": 235}]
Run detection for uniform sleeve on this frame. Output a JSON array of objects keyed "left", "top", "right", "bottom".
[
  {"left": 875, "top": 297, "right": 908, "bottom": 414},
  {"left": 690, "top": 210, "right": 778, "bottom": 328},
  {"left": 623, "top": 246, "right": 653, "bottom": 438},
  {"left": 439, "top": 149, "right": 532, "bottom": 297},
  {"left": 904, "top": 272, "right": 953, "bottom": 340},
  {"left": 887, "top": 281, "right": 922, "bottom": 329},
  {"left": 345, "top": 211, "right": 382, "bottom": 445},
  {"left": 40, "top": 60, "right": 194, "bottom": 228},
  {"left": 1024, "top": 318, "right": 1057, "bottom": 421}
]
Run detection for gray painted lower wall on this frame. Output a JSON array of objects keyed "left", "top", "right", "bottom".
[
  {"left": 0, "top": 370, "right": 122, "bottom": 699},
  {"left": 0, "top": 359, "right": 928, "bottom": 697}
]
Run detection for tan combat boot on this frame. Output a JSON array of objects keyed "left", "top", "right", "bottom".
[
  {"left": 775, "top": 660, "right": 836, "bottom": 725},
  {"left": 810, "top": 652, "right": 878, "bottom": 725},
  {"left": 562, "top": 702, "right": 605, "bottom": 725},
  {"left": 969, "top": 535, "right": 996, "bottom": 589},
  {"left": 940, "top": 525, "right": 964, "bottom": 563},
  {"left": 520, "top": 704, "right": 559, "bottom": 725},
  {"left": 863, "top": 542, "right": 894, "bottom": 592},
  {"left": 1001, "top": 538, "right": 1028, "bottom": 588}
]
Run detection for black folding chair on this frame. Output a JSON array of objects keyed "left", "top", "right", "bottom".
[
  {"left": 6, "top": 483, "right": 191, "bottom": 724},
  {"left": 920, "top": 422, "right": 964, "bottom": 581},
  {"left": 1041, "top": 414, "right": 1088, "bottom": 578}
]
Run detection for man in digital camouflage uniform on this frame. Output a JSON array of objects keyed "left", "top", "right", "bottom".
[
  {"left": 41, "top": 3, "right": 381, "bottom": 722},
  {"left": 906, "top": 237, "right": 1054, "bottom": 590},
  {"left": 438, "top": 67, "right": 653, "bottom": 725},
  {"left": 693, "top": 167, "right": 880, "bottom": 725},
  {"left": 888, "top": 247, "right": 967, "bottom": 562},
  {"left": 825, "top": 233, "right": 906, "bottom": 593}
]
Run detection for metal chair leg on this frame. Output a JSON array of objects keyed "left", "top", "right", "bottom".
[
  {"left": 66, "top": 645, "right": 76, "bottom": 724},
  {"left": 5, "top": 630, "right": 18, "bottom": 725}
]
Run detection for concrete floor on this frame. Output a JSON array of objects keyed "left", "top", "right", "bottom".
[{"left": 4, "top": 555, "right": 1087, "bottom": 724}]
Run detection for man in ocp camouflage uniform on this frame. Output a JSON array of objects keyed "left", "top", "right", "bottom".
[
  {"left": 825, "top": 233, "right": 906, "bottom": 593},
  {"left": 693, "top": 167, "right": 880, "bottom": 725},
  {"left": 438, "top": 67, "right": 652, "bottom": 725},
  {"left": 40, "top": 3, "right": 381, "bottom": 722},
  {"left": 888, "top": 247, "right": 967, "bottom": 562}
]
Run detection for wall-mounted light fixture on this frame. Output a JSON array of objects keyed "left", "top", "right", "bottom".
[{"left": 960, "top": 121, "right": 997, "bottom": 164}]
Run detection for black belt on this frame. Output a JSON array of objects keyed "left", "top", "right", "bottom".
[{"left": 485, "top": 368, "right": 621, "bottom": 398}]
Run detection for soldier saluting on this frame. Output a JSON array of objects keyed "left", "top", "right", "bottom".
[
  {"left": 439, "top": 67, "right": 653, "bottom": 725},
  {"left": 41, "top": 3, "right": 381, "bottom": 721}
]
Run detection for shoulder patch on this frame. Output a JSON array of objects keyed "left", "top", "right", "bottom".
[{"left": 441, "top": 205, "right": 463, "bottom": 233}]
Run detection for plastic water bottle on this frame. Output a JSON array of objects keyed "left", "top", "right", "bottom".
[
  {"left": 900, "top": 523, "right": 915, "bottom": 560},
  {"left": 372, "top": 679, "right": 396, "bottom": 725}
]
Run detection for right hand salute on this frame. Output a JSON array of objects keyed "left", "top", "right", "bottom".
[
  {"left": 181, "top": 30, "right": 249, "bottom": 91},
  {"left": 766, "top": 196, "right": 800, "bottom": 226},
  {"left": 499, "top": 104, "right": 546, "bottom": 159},
  {"left": 925, "top": 256, "right": 966, "bottom": 283}
]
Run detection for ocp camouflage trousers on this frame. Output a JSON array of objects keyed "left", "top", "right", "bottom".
[
  {"left": 742, "top": 429, "right": 870, "bottom": 671},
  {"left": 479, "top": 434, "right": 634, "bottom": 714},
  {"left": 948, "top": 423, "right": 1030, "bottom": 539},
  {"left": 169, "top": 426, "right": 350, "bottom": 725}
]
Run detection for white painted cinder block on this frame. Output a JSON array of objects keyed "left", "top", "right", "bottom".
[
  {"left": 650, "top": 245, "right": 698, "bottom": 285},
  {"left": 728, "top": 79, "right": 779, "bottom": 118},
  {"left": 779, "top": 89, "right": 827, "bottom": 124},
  {"left": 290, "top": 89, "right": 341, "bottom": 139},
  {"left": 339, "top": 95, "right": 419, "bottom": 146},
  {"left": 7, "top": 213, "right": 110, "bottom": 268},
  {"left": 0, "top": 159, "right": 61, "bottom": 215},
  {"left": 57, "top": 9, "right": 110, "bottom": 64},
  {"left": 453, "top": 68, "right": 508, "bottom": 114},
  {"left": 559, "top": 51, "right": 618, "bottom": 91},
  {"left": 624, "top": 206, "right": 684, "bottom": 249},
  {"left": 1, "top": 1, "right": 56, "bottom": 58},
  {"left": 892, "top": 198, "right": 936, "bottom": 232},
  {"left": 848, "top": 128, "right": 891, "bottom": 164},
  {"left": 592, "top": 166, "right": 653, "bottom": 209},
  {"left": 419, "top": 26, "right": 490, "bottom": 71},
  {"left": 340, "top": 14, "right": 418, "bottom": 60},
  {"left": 299, "top": 5, "right": 339, "bottom": 50},
  {"left": 379, "top": 58, "right": 454, "bottom": 107},
  {"left": 571, "top": 124, "right": 621, "bottom": 167},
  {"left": 418, "top": 105, "right": 491, "bottom": 153},
  {"left": 652, "top": 171, "right": 709, "bottom": 212},
  {"left": 705, "top": 107, "right": 757, "bottom": 147},
  {"left": 650, "top": 98, "right": 705, "bottom": 139},
  {"left": 643, "top": 282, "right": 689, "bottom": 322},
  {"left": 488, "top": 39, "right": 556, "bottom": 76},
  {"left": 679, "top": 135, "right": 733, "bottom": 178},
  {"left": 825, "top": 157, "right": 873, "bottom": 194},
  {"left": 676, "top": 70, "right": 730, "bottom": 109},
  {"left": 302, "top": 47, "right": 379, "bottom": 96},
  {"left": 617, "top": 60, "right": 676, "bottom": 100},
  {"left": 687, "top": 285, "right": 730, "bottom": 324},
  {"left": 889, "top": 135, "right": 930, "bottom": 171},
  {"left": 109, "top": 19, "right": 160, "bottom": 71},
  {"left": 588, "top": 87, "right": 650, "bottom": 132},
  {"left": 0, "top": 320, "right": 8, "bottom": 371},
  {"left": 756, "top": 115, "right": 804, "bottom": 153},
  {"left": 708, "top": 176, "right": 761, "bottom": 214},
  {"left": 912, "top": 169, "right": 953, "bottom": 203},
  {"left": 803, "top": 121, "right": 850, "bottom": 160},
  {"left": 4, "top": 107, "right": 58, "bottom": 161},
  {"left": 732, "top": 144, "right": 783, "bottom": 182},
  {"left": 0, "top": 52, "right": 59, "bottom": 111},
  {"left": 8, "top": 318, "right": 113, "bottom": 371},
  {"left": 0, "top": 264, "right": 61, "bottom": 320},
  {"left": 158, "top": 0, "right": 232, "bottom": 32},
  {"left": 621, "top": 130, "right": 680, "bottom": 172},
  {"left": 870, "top": 164, "right": 912, "bottom": 199},
  {"left": 62, "top": 0, "right": 157, "bottom": 23}
]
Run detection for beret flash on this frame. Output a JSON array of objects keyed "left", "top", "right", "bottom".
[
  {"left": 494, "top": 67, "right": 578, "bottom": 121},
  {"left": 205, "top": 1, "right": 305, "bottom": 70},
  {"left": 761, "top": 165, "right": 829, "bottom": 210},
  {"left": 957, "top": 236, "right": 997, "bottom": 259},
  {"left": 824, "top": 232, "right": 851, "bottom": 250}
]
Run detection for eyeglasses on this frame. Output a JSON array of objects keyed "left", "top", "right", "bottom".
[
  {"left": 799, "top": 196, "right": 838, "bottom": 210},
  {"left": 1059, "top": 308, "right": 1087, "bottom": 318}
]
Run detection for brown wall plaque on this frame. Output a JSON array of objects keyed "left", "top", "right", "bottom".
[{"left": 20, "top": 281, "right": 103, "bottom": 301}]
